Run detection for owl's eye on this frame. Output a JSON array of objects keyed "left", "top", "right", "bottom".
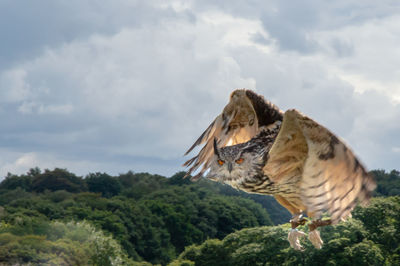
[
  {"left": 235, "top": 158, "right": 244, "bottom": 164},
  {"left": 217, "top": 159, "right": 225, "bottom": 166}
]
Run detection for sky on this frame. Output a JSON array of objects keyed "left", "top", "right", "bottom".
[{"left": 0, "top": 0, "right": 400, "bottom": 179}]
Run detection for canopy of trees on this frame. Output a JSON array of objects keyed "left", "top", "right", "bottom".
[
  {"left": 0, "top": 169, "right": 273, "bottom": 265},
  {"left": 174, "top": 196, "right": 400, "bottom": 266},
  {"left": 0, "top": 168, "right": 398, "bottom": 265}
]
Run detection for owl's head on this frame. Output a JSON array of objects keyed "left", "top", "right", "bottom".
[{"left": 207, "top": 138, "right": 266, "bottom": 187}]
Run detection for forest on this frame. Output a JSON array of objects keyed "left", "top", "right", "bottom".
[{"left": 0, "top": 168, "right": 399, "bottom": 265}]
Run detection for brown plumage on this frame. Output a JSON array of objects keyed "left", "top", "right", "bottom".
[{"left": 184, "top": 89, "right": 376, "bottom": 250}]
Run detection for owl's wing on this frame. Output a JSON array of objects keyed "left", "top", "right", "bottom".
[
  {"left": 264, "top": 109, "right": 376, "bottom": 224},
  {"left": 184, "top": 89, "right": 283, "bottom": 180}
]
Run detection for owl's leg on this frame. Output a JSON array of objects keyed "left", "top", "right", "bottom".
[
  {"left": 274, "top": 195, "right": 307, "bottom": 251},
  {"left": 307, "top": 214, "right": 332, "bottom": 249},
  {"left": 288, "top": 213, "right": 307, "bottom": 251}
]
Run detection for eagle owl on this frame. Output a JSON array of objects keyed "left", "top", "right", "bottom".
[{"left": 184, "top": 89, "right": 376, "bottom": 250}]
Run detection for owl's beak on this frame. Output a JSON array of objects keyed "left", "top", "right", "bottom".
[{"left": 227, "top": 162, "right": 233, "bottom": 173}]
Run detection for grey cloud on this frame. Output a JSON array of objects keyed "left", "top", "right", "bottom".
[
  {"left": 0, "top": 18, "right": 256, "bottom": 177},
  {"left": 229, "top": 44, "right": 400, "bottom": 171},
  {"left": 329, "top": 38, "right": 355, "bottom": 57},
  {"left": 1, "top": 0, "right": 399, "bottom": 179},
  {"left": 0, "top": 0, "right": 182, "bottom": 71},
  {"left": 192, "top": 0, "right": 400, "bottom": 53}
]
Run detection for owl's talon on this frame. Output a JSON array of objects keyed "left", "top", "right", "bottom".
[
  {"left": 308, "top": 230, "right": 323, "bottom": 249},
  {"left": 306, "top": 219, "right": 331, "bottom": 248},
  {"left": 288, "top": 229, "right": 306, "bottom": 251},
  {"left": 290, "top": 218, "right": 307, "bottom": 229}
]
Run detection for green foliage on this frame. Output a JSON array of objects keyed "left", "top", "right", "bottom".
[
  {"left": 175, "top": 197, "right": 400, "bottom": 266},
  {"left": 86, "top": 172, "right": 122, "bottom": 197},
  {"left": 167, "top": 172, "right": 192, "bottom": 186},
  {"left": 0, "top": 187, "right": 33, "bottom": 205},
  {"left": 1, "top": 168, "right": 400, "bottom": 265},
  {"left": 31, "top": 168, "right": 87, "bottom": 193},
  {"left": 353, "top": 196, "right": 400, "bottom": 263},
  {"left": 119, "top": 171, "right": 168, "bottom": 200},
  {"left": 370, "top": 169, "right": 400, "bottom": 196},
  {"left": 0, "top": 172, "right": 32, "bottom": 191},
  {"left": 0, "top": 168, "right": 273, "bottom": 265},
  {"left": 0, "top": 220, "right": 135, "bottom": 265},
  {"left": 168, "top": 259, "right": 195, "bottom": 266},
  {"left": 205, "top": 178, "right": 291, "bottom": 224}
]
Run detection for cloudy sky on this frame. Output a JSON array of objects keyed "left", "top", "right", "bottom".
[{"left": 1, "top": 0, "right": 399, "bottom": 179}]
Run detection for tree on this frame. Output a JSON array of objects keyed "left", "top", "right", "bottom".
[
  {"left": 370, "top": 169, "right": 400, "bottom": 196},
  {"left": 86, "top": 172, "right": 122, "bottom": 198},
  {"left": 31, "top": 168, "right": 86, "bottom": 193},
  {"left": 0, "top": 173, "right": 32, "bottom": 191},
  {"left": 174, "top": 197, "right": 400, "bottom": 266},
  {"left": 0, "top": 221, "right": 136, "bottom": 265}
]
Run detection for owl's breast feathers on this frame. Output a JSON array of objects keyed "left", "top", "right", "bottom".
[{"left": 233, "top": 124, "right": 300, "bottom": 195}]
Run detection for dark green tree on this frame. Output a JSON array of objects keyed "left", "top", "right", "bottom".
[
  {"left": 0, "top": 173, "right": 32, "bottom": 191},
  {"left": 86, "top": 172, "right": 122, "bottom": 197},
  {"left": 31, "top": 168, "right": 86, "bottom": 193}
]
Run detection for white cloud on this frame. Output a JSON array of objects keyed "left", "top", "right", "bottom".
[
  {"left": 312, "top": 15, "right": 400, "bottom": 102},
  {"left": 0, "top": 150, "right": 101, "bottom": 178},
  {"left": 0, "top": 149, "right": 184, "bottom": 180},
  {"left": 199, "top": 11, "right": 274, "bottom": 53},
  {"left": 0, "top": 10, "right": 265, "bottom": 177},
  {"left": 0, "top": 151, "right": 53, "bottom": 177}
]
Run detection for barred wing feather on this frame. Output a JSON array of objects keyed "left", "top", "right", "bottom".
[{"left": 264, "top": 109, "right": 376, "bottom": 224}]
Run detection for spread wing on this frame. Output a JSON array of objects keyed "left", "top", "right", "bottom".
[
  {"left": 263, "top": 109, "right": 376, "bottom": 224},
  {"left": 184, "top": 89, "right": 283, "bottom": 180}
]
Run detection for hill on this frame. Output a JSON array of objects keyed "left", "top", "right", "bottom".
[
  {"left": 0, "top": 169, "right": 278, "bottom": 265},
  {"left": 0, "top": 168, "right": 399, "bottom": 265}
]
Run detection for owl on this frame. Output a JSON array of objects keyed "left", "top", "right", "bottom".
[{"left": 184, "top": 89, "right": 376, "bottom": 250}]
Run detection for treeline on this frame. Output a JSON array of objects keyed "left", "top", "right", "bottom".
[
  {"left": 0, "top": 168, "right": 278, "bottom": 265},
  {"left": 370, "top": 169, "right": 400, "bottom": 196},
  {"left": 0, "top": 168, "right": 398, "bottom": 265}
]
